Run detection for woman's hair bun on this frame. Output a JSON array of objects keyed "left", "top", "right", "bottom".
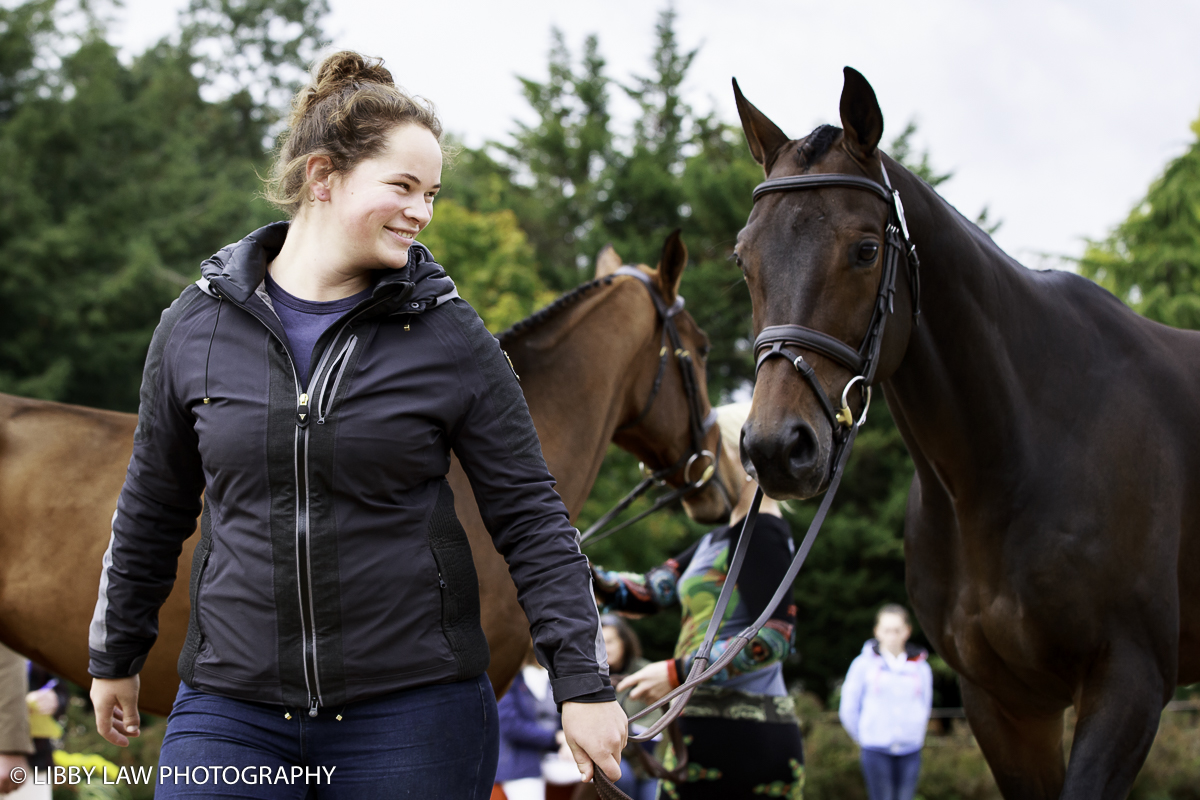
[
  {"left": 290, "top": 51, "right": 396, "bottom": 124},
  {"left": 312, "top": 51, "right": 395, "bottom": 98}
]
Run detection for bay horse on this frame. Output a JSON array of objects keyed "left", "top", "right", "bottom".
[
  {"left": 731, "top": 69, "right": 1200, "bottom": 798},
  {"left": 0, "top": 231, "right": 738, "bottom": 715}
]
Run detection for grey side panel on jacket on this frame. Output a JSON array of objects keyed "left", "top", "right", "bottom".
[{"left": 89, "top": 285, "right": 208, "bottom": 678}]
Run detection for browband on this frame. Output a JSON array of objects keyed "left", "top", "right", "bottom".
[{"left": 752, "top": 174, "right": 892, "bottom": 204}]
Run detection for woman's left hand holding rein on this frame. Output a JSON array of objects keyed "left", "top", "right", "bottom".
[{"left": 560, "top": 699, "right": 627, "bottom": 782}]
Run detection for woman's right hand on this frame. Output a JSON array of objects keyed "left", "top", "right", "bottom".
[{"left": 90, "top": 676, "right": 141, "bottom": 746}]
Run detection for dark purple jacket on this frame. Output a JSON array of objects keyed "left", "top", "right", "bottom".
[
  {"left": 88, "top": 222, "right": 612, "bottom": 712},
  {"left": 496, "top": 672, "right": 560, "bottom": 782}
]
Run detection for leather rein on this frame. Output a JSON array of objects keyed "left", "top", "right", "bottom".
[
  {"left": 577, "top": 267, "right": 725, "bottom": 549},
  {"left": 591, "top": 161, "right": 920, "bottom": 799}
]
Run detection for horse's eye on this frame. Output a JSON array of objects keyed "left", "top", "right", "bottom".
[{"left": 857, "top": 242, "right": 879, "bottom": 264}]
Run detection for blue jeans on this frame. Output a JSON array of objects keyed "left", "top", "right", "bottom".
[
  {"left": 860, "top": 748, "right": 921, "bottom": 800},
  {"left": 157, "top": 676, "right": 499, "bottom": 799},
  {"left": 613, "top": 756, "right": 658, "bottom": 800}
]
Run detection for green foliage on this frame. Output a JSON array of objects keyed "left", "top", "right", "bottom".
[
  {"left": 1080, "top": 112, "right": 1200, "bottom": 330},
  {"left": 417, "top": 199, "right": 554, "bottom": 332},
  {"left": 0, "top": 1, "right": 294, "bottom": 409}
]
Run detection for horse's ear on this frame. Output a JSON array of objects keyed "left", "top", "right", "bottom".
[
  {"left": 595, "top": 244, "right": 622, "bottom": 279},
  {"left": 655, "top": 229, "right": 688, "bottom": 305},
  {"left": 839, "top": 67, "right": 884, "bottom": 161},
  {"left": 733, "top": 78, "right": 790, "bottom": 173}
]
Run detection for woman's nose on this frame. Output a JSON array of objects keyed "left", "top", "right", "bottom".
[{"left": 406, "top": 198, "right": 432, "bottom": 228}]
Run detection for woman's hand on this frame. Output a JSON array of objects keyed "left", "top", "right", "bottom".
[
  {"left": 561, "top": 700, "right": 627, "bottom": 783},
  {"left": 26, "top": 688, "right": 57, "bottom": 716},
  {"left": 616, "top": 660, "right": 674, "bottom": 703},
  {"left": 90, "top": 676, "right": 141, "bottom": 747}
]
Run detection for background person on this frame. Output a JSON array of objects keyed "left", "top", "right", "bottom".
[
  {"left": 87, "top": 50, "right": 624, "bottom": 799},
  {"left": 838, "top": 604, "right": 933, "bottom": 800},
  {"left": 496, "top": 653, "right": 568, "bottom": 800},
  {"left": 591, "top": 402, "right": 805, "bottom": 799},
  {"left": 0, "top": 644, "right": 33, "bottom": 796},
  {"left": 600, "top": 615, "right": 657, "bottom": 800}
]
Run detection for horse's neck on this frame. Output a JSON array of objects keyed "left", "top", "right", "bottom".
[
  {"left": 883, "top": 165, "right": 1041, "bottom": 502},
  {"left": 505, "top": 287, "right": 652, "bottom": 518}
]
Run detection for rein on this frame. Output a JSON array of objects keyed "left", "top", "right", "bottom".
[
  {"left": 577, "top": 267, "right": 723, "bottom": 549},
  {"left": 590, "top": 161, "right": 920, "bottom": 798}
]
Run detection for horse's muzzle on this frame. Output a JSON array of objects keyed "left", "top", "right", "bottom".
[{"left": 741, "top": 415, "right": 829, "bottom": 500}]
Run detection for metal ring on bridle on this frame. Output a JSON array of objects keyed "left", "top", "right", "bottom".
[
  {"left": 684, "top": 450, "right": 717, "bottom": 487},
  {"left": 836, "top": 375, "right": 872, "bottom": 428}
]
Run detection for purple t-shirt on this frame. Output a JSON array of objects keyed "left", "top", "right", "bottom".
[{"left": 264, "top": 273, "right": 372, "bottom": 387}]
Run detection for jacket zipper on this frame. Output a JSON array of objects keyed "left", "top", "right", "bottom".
[
  {"left": 316, "top": 336, "right": 357, "bottom": 424},
  {"left": 213, "top": 284, "right": 399, "bottom": 716},
  {"left": 293, "top": 300, "right": 391, "bottom": 716}
]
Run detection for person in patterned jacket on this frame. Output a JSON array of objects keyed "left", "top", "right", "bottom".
[{"left": 592, "top": 402, "right": 805, "bottom": 799}]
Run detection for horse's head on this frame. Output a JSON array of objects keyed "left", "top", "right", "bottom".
[
  {"left": 733, "top": 69, "right": 916, "bottom": 500},
  {"left": 601, "top": 231, "right": 741, "bottom": 524}
]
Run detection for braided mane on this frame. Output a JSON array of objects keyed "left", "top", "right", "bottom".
[
  {"left": 797, "top": 124, "right": 841, "bottom": 170},
  {"left": 496, "top": 275, "right": 618, "bottom": 346}
]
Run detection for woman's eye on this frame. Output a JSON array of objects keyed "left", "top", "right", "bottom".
[{"left": 857, "top": 242, "right": 879, "bottom": 264}]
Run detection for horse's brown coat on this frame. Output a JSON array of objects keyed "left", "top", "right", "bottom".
[
  {"left": 0, "top": 238, "right": 736, "bottom": 715},
  {"left": 733, "top": 70, "right": 1200, "bottom": 799}
]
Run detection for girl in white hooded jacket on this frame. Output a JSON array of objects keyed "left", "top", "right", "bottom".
[{"left": 838, "top": 605, "right": 933, "bottom": 800}]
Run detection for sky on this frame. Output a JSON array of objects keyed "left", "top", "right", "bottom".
[{"left": 104, "top": 0, "right": 1200, "bottom": 268}]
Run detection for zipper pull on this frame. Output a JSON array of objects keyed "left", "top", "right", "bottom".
[
  {"left": 309, "top": 697, "right": 319, "bottom": 717},
  {"left": 297, "top": 393, "right": 310, "bottom": 428}
]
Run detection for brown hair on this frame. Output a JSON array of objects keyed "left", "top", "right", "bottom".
[
  {"left": 265, "top": 51, "right": 444, "bottom": 216},
  {"left": 600, "top": 614, "right": 643, "bottom": 673},
  {"left": 875, "top": 603, "right": 911, "bottom": 627}
]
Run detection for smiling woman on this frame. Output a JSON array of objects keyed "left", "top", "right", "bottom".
[{"left": 86, "top": 50, "right": 627, "bottom": 799}]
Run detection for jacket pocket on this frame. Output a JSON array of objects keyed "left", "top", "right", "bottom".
[
  {"left": 426, "top": 480, "right": 489, "bottom": 679},
  {"left": 178, "top": 503, "right": 214, "bottom": 685}
]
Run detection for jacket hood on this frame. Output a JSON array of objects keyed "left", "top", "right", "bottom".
[
  {"left": 199, "top": 221, "right": 457, "bottom": 310},
  {"left": 863, "top": 638, "right": 928, "bottom": 662}
]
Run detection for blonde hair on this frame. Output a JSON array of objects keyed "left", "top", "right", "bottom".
[
  {"left": 265, "top": 51, "right": 444, "bottom": 216},
  {"left": 715, "top": 401, "right": 752, "bottom": 483}
]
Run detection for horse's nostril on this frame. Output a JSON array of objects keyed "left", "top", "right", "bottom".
[{"left": 787, "top": 421, "right": 819, "bottom": 475}]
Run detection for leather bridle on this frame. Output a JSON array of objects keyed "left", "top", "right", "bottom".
[
  {"left": 591, "top": 160, "right": 921, "bottom": 800},
  {"left": 751, "top": 164, "right": 920, "bottom": 442},
  {"left": 578, "top": 266, "right": 727, "bottom": 548}
]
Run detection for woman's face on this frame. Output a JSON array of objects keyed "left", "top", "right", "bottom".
[
  {"left": 874, "top": 612, "right": 911, "bottom": 656},
  {"left": 327, "top": 122, "right": 442, "bottom": 272},
  {"left": 602, "top": 625, "right": 626, "bottom": 672}
]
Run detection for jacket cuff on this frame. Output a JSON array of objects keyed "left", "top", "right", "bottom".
[
  {"left": 88, "top": 649, "right": 148, "bottom": 679},
  {"left": 552, "top": 673, "right": 616, "bottom": 705},
  {"left": 668, "top": 659, "right": 683, "bottom": 688}
]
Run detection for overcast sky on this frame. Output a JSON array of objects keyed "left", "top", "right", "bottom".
[{"left": 106, "top": 0, "right": 1200, "bottom": 267}]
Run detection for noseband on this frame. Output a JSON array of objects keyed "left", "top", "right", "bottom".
[
  {"left": 577, "top": 267, "right": 725, "bottom": 547},
  {"left": 751, "top": 162, "right": 921, "bottom": 437}
]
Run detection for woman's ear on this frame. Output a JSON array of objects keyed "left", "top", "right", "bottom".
[{"left": 306, "top": 155, "right": 335, "bottom": 202}]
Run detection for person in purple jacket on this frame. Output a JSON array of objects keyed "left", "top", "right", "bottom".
[
  {"left": 495, "top": 657, "right": 567, "bottom": 800},
  {"left": 838, "top": 605, "right": 933, "bottom": 800}
]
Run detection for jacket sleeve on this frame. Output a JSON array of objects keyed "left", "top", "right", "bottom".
[
  {"left": 591, "top": 538, "right": 702, "bottom": 616},
  {"left": 673, "top": 515, "right": 796, "bottom": 685},
  {"left": 838, "top": 656, "right": 865, "bottom": 743},
  {"left": 0, "top": 645, "right": 31, "bottom": 755},
  {"left": 88, "top": 286, "right": 207, "bottom": 679},
  {"left": 439, "top": 300, "right": 614, "bottom": 705}
]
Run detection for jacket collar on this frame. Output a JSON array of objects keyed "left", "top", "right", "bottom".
[{"left": 199, "top": 221, "right": 456, "bottom": 314}]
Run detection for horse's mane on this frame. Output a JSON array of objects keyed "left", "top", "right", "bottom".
[
  {"left": 496, "top": 275, "right": 617, "bottom": 346},
  {"left": 797, "top": 124, "right": 841, "bottom": 170}
]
